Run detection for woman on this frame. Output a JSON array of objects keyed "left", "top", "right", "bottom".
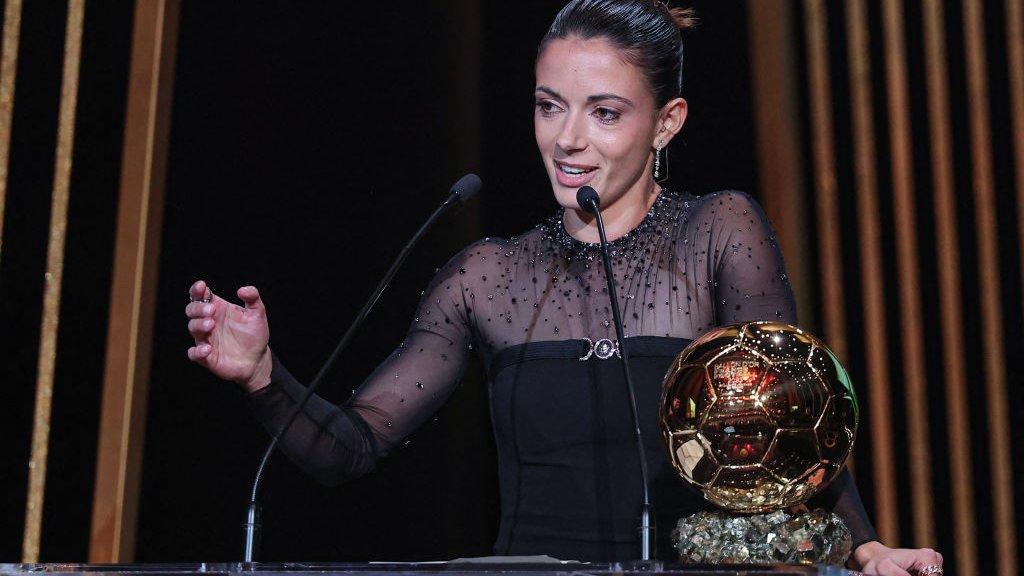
[{"left": 186, "top": 1, "right": 942, "bottom": 573}]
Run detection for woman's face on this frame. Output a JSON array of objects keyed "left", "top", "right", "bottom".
[{"left": 535, "top": 36, "right": 669, "bottom": 211}]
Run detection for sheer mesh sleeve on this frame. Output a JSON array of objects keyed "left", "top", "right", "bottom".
[
  {"left": 702, "top": 190, "right": 879, "bottom": 549},
  {"left": 245, "top": 241, "right": 494, "bottom": 486},
  {"left": 698, "top": 190, "right": 796, "bottom": 325},
  {"left": 808, "top": 467, "right": 880, "bottom": 549}
]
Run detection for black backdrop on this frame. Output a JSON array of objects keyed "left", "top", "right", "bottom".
[{"left": 0, "top": 0, "right": 759, "bottom": 562}]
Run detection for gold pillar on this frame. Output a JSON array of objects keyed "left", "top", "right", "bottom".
[
  {"left": 801, "top": 0, "right": 848, "bottom": 365},
  {"left": 0, "top": 0, "right": 23, "bottom": 259},
  {"left": 90, "top": 0, "right": 180, "bottom": 562},
  {"left": 1010, "top": 0, "right": 1024, "bottom": 320},
  {"left": 22, "top": 0, "right": 86, "bottom": 562},
  {"left": 845, "top": 0, "right": 898, "bottom": 546},
  {"left": 961, "top": 1, "right": 1018, "bottom": 573},
  {"left": 880, "top": 0, "right": 934, "bottom": 548},
  {"left": 922, "top": 0, "right": 976, "bottom": 573},
  {"left": 746, "top": 0, "right": 812, "bottom": 327},
  {"left": 801, "top": 0, "right": 856, "bottom": 478}
]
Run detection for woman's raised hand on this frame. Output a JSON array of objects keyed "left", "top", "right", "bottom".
[{"left": 185, "top": 279, "right": 273, "bottom": 392}]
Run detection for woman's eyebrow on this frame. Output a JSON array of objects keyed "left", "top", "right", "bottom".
[
  {"left": 586, "top": 93, "right": 634, "bottom": 107},
  {"left": 535, "top": 85, "right": 563, "bottom": 100},
  {"left": 534, "top": 86, "right": 634, "bottom": 108}
]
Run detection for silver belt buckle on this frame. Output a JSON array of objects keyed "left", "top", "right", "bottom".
[{"left": 579, "top": 337, "right": 620, "bottom": 360}]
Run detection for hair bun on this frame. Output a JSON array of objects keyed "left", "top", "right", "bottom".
[{"left": 668, "top": 6, "right": 698, "bottom": 31}]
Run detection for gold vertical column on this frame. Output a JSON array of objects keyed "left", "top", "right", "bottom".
[
  {"left": 845, "top": 0, "right": 898, "bottom": 546},
  {"left": 22, "top": 0, "right": 86, "bottom": 563},
  {"left": 922, "top": 1, "right": 976, "bottom": 573},
  {"left": 1008, "top": 0, "right": 1024, "bottom": 317},
  {"left": 802, "top": 0, "right": 853, "bottom": 477},
  {"left": 746, "top": 0, "right": 813, "bottom": 326},
  {"left": 802, "top": 1, "right": 848, "bottom": 364},
  {"left": 90, "top": 0, "right": 179, "bottom": 562},
  {"left": 880, "top": 0, "right": 935, "bottom": 548},
  {"left": 962, "top": 1, "right": 1018, "bottom": 574},
  {"left": 0, "top": 0, "right": 23, "bottom": 256}
]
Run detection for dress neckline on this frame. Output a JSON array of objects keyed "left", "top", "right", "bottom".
[{"left": 540, "top": 188, "right": 681, "bottom": 261}]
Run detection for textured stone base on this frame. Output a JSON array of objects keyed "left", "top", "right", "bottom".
[{"left": 671, "top": 509, "right": 852, "bottom": 566}]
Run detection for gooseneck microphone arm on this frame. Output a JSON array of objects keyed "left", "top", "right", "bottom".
[
  {"left": 243, "top": 174, "right": 482, "bottom": 562},
  {"left": 576, "top": 186, "right": 656, "bottom": 563}
]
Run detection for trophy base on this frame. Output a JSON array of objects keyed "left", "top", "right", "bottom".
[{"left": 671, "top": 509, "right": 852, "bottom": 566}]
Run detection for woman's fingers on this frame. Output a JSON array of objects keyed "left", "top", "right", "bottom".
[
  {"left": 185, "top": 282, "right": 268, "bottom": 382},
  {"left": 185, "top": 301, "right": 215, "bottom": 318},
  {"left": 911, "top": 548, "right": 943, "bottom": 572},
  {"left": 875, "top": 558, "right": 910, "bottom": 576},
  {"left": 237, "top": 285, "right": 264, "bottom": 314},
  {"left": 186, "top": 280, "right": 217, "bottom": 316},
  {"left": 187, "top": 317, "right": 215, "bottom": 338},
  {"left": 188, "top": 280, "right": 216, "bottom": 303},
  {"left": 861, "top": 558, "right": 907, "bottom": 576},
  {"left": 186, "top": 343, "right": 212, "bottom": 363},
  {"left": 188, "top": 280, "right": 204, "bottom": 300},
  {"left": 189, "top": 279, "right": 208, "bottom": 301},
  {"left": 860, "top": 546, "right": 943, "bottom": 576}
]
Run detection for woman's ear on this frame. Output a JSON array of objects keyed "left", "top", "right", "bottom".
[{"left": 655, "top": 97, "right": 688, "bottom": 146}]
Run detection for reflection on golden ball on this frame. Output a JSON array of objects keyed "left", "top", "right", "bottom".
[{"left": 659, "top": 322, "right": 859, "bottom": 513}]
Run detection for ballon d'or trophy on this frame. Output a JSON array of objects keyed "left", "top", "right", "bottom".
[{"left": 660, "top": 321, "right": 858, "bottom": 566}]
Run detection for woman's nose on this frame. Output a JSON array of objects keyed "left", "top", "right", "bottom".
[{"left": 556, "top": 113, "right": 587, "bottom": 152}]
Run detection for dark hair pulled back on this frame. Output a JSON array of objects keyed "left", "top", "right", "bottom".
[{"left": 540, "top": 0, "right": 696, "bottom": 107}]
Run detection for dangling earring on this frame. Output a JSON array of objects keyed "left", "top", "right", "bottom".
[{"left": 654, "top": 139, "right": 667, "bottom": 182}]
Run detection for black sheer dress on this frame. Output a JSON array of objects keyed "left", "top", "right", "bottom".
[{"left": 248, "top": 189, "right": 878, "bottom": 561}]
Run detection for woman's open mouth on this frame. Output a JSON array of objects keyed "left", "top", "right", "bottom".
[{"left": 554, "top": 160, "right": 598, "bottom": 187}]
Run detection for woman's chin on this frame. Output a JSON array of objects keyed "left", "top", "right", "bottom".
[
  {"left": 551, "top": 186, "right": 589, "bottom": 211},
  {"left": 549, "top": 178, "right": 606, "bottom": 208}
]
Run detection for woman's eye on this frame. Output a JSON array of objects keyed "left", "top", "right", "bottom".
[
  {"left": 593, "top": 107, "right": 621, "bottom": 123},
  {"left": 535, "top": 100, "right": 561, "bottom": 116}
]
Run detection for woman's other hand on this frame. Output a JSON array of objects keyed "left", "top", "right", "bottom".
[
  {"left": 852, "top": 540, "right": 944, "bottom": 575},
  {"left": 185, "top": 279, "right": 272, "bottom": 393}
]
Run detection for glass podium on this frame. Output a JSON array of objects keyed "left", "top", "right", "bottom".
[{"left": 0, "top": 562, "right": 858, "bottom": 576}]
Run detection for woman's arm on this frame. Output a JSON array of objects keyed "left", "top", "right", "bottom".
[
  {"left": 189, "top": 241, "right": 484, "bottom": 486},
  {"left": 245, "top": 320, "right": 471, "bottom": 485},
  {"left": 706, "top": 191, "right": 945, "bottom": 574},
  {"left": 244, "top": 242, "right": 484, "bottom": 485},
  {"left": 705, "top": 190, "right": 878, "bottom": 546}
]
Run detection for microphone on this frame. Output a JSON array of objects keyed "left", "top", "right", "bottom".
[
  {"left": 448, "top": 173, "right": 481, "bottom": 206},
  {"left": 576, "top": 185, "right": 600, "bottom": 213},
  {"left": 242, "top": 174, "right": 483, "bottom": 562},
  {"left": 576, "top": 186, "right": 657, "bottom": 564}
]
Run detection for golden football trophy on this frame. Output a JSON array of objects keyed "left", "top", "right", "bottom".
[{"left": 659, "top": 321, "right": 858, "bottom": 565}]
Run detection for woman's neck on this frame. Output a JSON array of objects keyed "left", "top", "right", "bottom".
[{"left": 562, "top": 181, "right": 662, "bottom": 244}]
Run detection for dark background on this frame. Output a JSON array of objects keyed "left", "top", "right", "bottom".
[
  {"left": 0, "top": 0, "right": 759, "bottom": 563},
  {"left": 3, "top": 2, "right": 1023, "bottom": 573}
]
